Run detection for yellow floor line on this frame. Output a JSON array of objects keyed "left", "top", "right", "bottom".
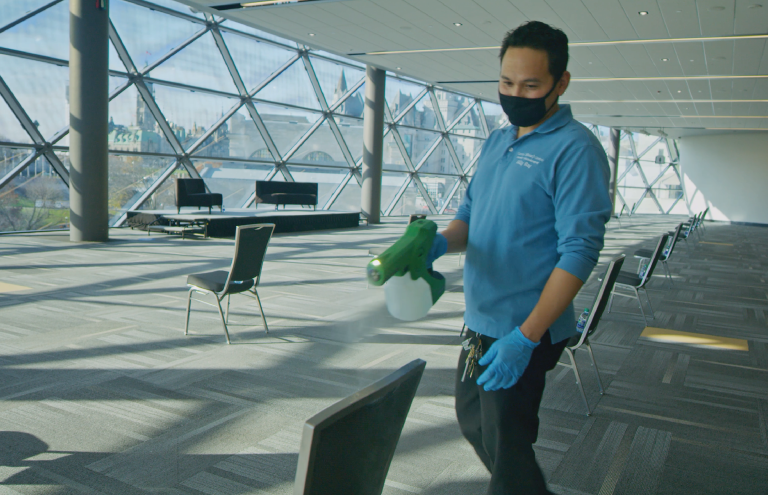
[
  {"left": 641, "top": 327, "right": 749, "bottom": 351},
  {"left": 0, "top": 281, "right": 32, "bottom": 293},
  {"left": 698, "top": 241, "right": 734, "bottom": 246}
]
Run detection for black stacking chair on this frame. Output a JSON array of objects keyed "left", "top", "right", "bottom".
[
  {"left": 607, "top": 234, "right": 668, "bottom": 326},
  {"left": 677, "top": 212, "right": 700, "bottom": 253},
  {"left": 615, "top": 204, "right": 626, "bottom": 228},
  {"left": 185, "top": 224, "right": 274, "bottom": 344},
  {"left": 558, "top": 256, "right": 625, "bottom": 416},
  {"left": 634, "top": 223, "right": 683, "bottom": 287}
]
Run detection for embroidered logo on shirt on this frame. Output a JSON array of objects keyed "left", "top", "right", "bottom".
[{"left": 515, "top": 153, "right": 544, "bottom": 169}]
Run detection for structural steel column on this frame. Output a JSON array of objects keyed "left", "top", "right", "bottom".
[
  {"left": 361, "top": 66, "right": 385, "bottom": 223},
  {"left": 69, "top": 0, "right": 109, "bottom": 242},
  {"left": 607, "top": 128, "right": 621, "bottom": 213}
]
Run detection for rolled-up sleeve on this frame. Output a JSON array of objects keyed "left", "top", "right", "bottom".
[{"left": 553, "top": 144, "right": 612, "bottom": 282}]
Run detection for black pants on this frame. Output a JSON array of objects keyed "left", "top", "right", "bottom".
[{"left": 455, "top": 329, "right": 567, "bottom": 495}]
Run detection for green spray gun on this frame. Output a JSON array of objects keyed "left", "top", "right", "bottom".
[{"left": 367, "top": 219, "right": 446, "bottom": 321}]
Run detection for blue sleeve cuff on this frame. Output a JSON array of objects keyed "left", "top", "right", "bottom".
[
  {"left": 556, "top": 254, "right": 597, "bottom": 283},
  {"left": 454, "top": 208, "right": 470, "bottom": 224}
]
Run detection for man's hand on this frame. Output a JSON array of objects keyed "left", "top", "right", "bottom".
[
  {"left": 426, "top": 233, "right": 448, "bottom": 269},
  {"left": 476, "top": 327, "right": 539, "bottom": 391}
]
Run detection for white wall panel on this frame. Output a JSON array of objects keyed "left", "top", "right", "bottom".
[{"left": 681, "top": 132, "right": 768, "bottom": 224}]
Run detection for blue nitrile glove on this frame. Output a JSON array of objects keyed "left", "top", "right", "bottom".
[
  {"left": 426, "top": 233, "right": 448, "bottom": 269},
  {"left": 476, "top": 326, "right": 539, "bottom": 391}
]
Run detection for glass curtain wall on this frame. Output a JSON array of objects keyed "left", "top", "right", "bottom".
[{"left": 0, "top": 0, "right": 687, "bottom": 233}]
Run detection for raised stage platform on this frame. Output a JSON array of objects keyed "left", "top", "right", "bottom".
[{"left": 125, "top": 209, "right": 361, "bottom": 237}]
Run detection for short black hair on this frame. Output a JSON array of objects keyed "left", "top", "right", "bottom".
[{"left": 499, "top": 21, "right": 569, "bottom": 81}]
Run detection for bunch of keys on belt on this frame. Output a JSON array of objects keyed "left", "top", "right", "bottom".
[{"left": 461, "top": 336, "right": 483, "bottom": 382}]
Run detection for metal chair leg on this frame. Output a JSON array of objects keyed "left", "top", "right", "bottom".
[
  {"left": 586, "top": 340, "right": 604, "bottom": 394},
  {"left": 607, "top": 290, "right": 615, "bottom": 313},
  {"left": 225, "top": 294, "right": 231, "bottom": 323},
  {"left": 215, "top": 295, "right": 232, "bottom": 344},
  {"left": 642, "top": 288, "right": 655, "bottom": 318},
  {"left": 460, "top": 323, "right": 466, "bottom": 338},
  {"left": 254, "top": 289, "right": 269, "bottom": 334},
  {"left": 185, "top": 288, "right": 194, "bottom": 335},
  {"left": 662, "top": 261, "right": 673, "bottom": 287},
  {"left": 566, "top": 348, "right": 591, "bottom": 416},
  {"left": 632, "top": 287, "right": 649, "bottom": 326}
]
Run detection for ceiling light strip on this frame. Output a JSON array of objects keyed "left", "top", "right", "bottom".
[
  {"left": 353, "top": 34, "right": 768, "bottom": 56},
  {"left": 438, "top": 75, "right": 768, "bottom": 84},
  {"left": 565, "top": 100, "right": 768, "bottom": 103}
]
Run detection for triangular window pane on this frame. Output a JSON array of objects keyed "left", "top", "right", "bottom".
[
  {"left": 221, "top": 30, "right": 297, "bottom": 93},
  {"left": 110, "top": 0, "right": 203, "bottom": 70},
  {"left": 0, "top": 54, "right": 68, "bottom": 141},
  {"left": 0, "top": 0, "right": 68, "bottom": 60},
  {"left": 288, "top": 121, "right": 347, "bottom": 167},
  {"left": 480, "top": 101, "right": 509, "bottom": 133},
  {"left": 638, "top": 160, "right": 665, "bottom": 186},
  {"left": 419, "top": 174, "right": 459, "bottom": 212},
  {"left": 334, "top": 116, "right": 364, "bottom": 162},
  {"left": 138, "top": 167, "right": 192, "bottom": 211},
  {"left": 333, "top": 83, "right": 364, "bottom": 118},
  {"left": 0, "top": 146, "right": 35, "bottom": 182},
  {"left": 619, "top": 133, "right": 634, "bottom": 158},
  {"left": 397, "top": 128, "right": 440, "bottom": 166},
  {"left": 148, "top": 32, "right": 238, "bottom": 94},
  {"left": 616, "top": 187, "right": 646, "bottom": 214},
  {"left": 397, "top": 93, "right": 439, "bottom": 131},
  {"left": 255, "top": 102, "right": 322, "bottom": 157},
  {"left": 109, "top": 83, "right": 174, "bottom": 154},
  {"left": 110, "top": 40, "right": 127, "bottom": 73},
  {"left": 197, "top": 160, "right": 274, "bottom": 209},
  {"left": 651, "top": 166, "right": 683, "bottom": 213},
  {"left": 0, "top": 97, "right": 33, "bottom": 144},
  {"left": 617, "top": 158, "right": 641, "bottom": 187},
  {"left": 192, "top": 106, "right": 271, "bottom": 161},
  {"left": 309, "top": 56, "right": 365, "bottom": 108},
  {"left": 0, "top": 1, "right": 53, "bottom": 31},
  {"left": 381, "top": 173, "right": 410, "bottom": 212},
  {"left": 0, "top": 159, "right": 70, "bottom": 232},
  {"left": 448, "top": 135, "right": 484, "bottom": 172},
  {"left": 382, "top": 133, "right": 409, "bottom": 172},
  {"left": 220, "top": 22, "right": 297, "bottom": 47},
  {"left": 146, "top": 0, "right": 205, "bottom": 19},
  {"left": 108, "top": 156, "right": 176, "bottom": 222},
  {"left": 434, "top": 89, "right": 472, "bottom": 129},
  {"left": 418, "top": 139, "right": 456, "bottom": 175},
  {"left": 450, "top": 103, "right": 485, "bottom": 137},
  {"left": 254, "top": 60, "right": 321, "bottom": 110},
  {"left": 389, "top": 178, "right": 432, "bottom": 216},
  {"left": 328, "top": 177, "right": 361, "bottom": 212},
  {"left": 445, "top": 180, "right": 468, "bottom": 214},
  {"left": 152, "top": 83, "right": 240, "bottom": 151},
  {"left": 284, "top": 165, "right": 348, "bottom": 207},
  {"left": 386, "top": 78, "right": 426, "bottom": 120}
]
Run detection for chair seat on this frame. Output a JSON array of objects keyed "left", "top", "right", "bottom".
[
  {"left": 187, "top": 270, "right": 255, "bottom": 294},
  {"left": 634, "top": 248, "right": 653, "bottom": 258},
  {"left": 615, "top": 271, "right": 642, "bottom": 287}
]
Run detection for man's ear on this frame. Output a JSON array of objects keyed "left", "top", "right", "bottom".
[{"left": 557, "top": 70, "right": 571, "bottom": 96}]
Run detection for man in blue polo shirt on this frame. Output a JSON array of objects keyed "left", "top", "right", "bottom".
[{"left": 428, "top": 21, "right": 612, "bottom": 494}]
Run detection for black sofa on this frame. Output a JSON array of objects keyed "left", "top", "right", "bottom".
[
  {"left": 255, "top": 181, "right": 318, "bottom": 210},
  {"left": 175, "top": 178, "right": 223, "bottom": 214}
]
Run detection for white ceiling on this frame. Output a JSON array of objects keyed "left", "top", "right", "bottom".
[{"left": 176, "top": 0, "right": 768, "bottom": 136}]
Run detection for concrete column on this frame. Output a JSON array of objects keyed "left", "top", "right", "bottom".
[
  {"left": 69, "top": 0, "right": 109, "bottom": 242},
  {"left": 361, "top": 66, "right": 385, "bottom": 223},
  {"left": 607, "top": 128, "right": 621, "bottom": 214}
]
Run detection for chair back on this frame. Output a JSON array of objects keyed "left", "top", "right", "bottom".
[
  {"left": 701, "top": 207, "right": 710, "bottom": 223},
  {"left": 617, "top": 204, "right": 626, "bottom": 218},
  {"left": 225, "top": 224, "right": 275, "bottom": 286},
  {"left": 579, "top": 256, "right": 625, "bottom": 342},
  {"left": 639, "top": 234, "right": 669, "bottom": 288},
  {"left": 177, "top": 178, "right": 205, "bottom": 197},
  {"left": 663, "top": 223, "right": 683, "bottom": 261}
]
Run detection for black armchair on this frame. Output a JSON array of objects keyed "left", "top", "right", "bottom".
[{"left": 175, "top": 178, "right": 223, "bottom": 214}]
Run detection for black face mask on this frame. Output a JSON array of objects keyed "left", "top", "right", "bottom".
[{"left": 498, "top": 80, "right": 559, "bottom": 128}]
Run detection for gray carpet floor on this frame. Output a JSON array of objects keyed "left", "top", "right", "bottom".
[{"left": 0, "top": 214, "right": 766, "bottom": 494}]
